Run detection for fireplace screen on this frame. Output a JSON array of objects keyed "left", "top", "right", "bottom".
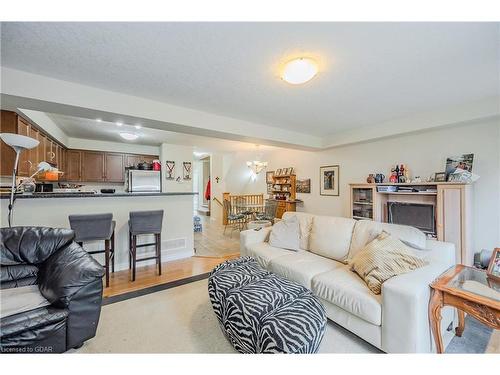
[{"left": 388, "top": 202, "right": 435, "bottom": 234}]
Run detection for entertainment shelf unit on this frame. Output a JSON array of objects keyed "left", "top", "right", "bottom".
[{"left": 349, "top": 182, "right": 473, "bottom": 265}]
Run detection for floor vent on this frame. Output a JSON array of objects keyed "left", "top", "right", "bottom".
[{"left": 164, "top": 238, "right": 187, "bottom": 250}]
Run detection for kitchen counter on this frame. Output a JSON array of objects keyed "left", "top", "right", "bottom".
[
  {"left": 0, "top": 192, "right": 198, "bottom": 199},
  {"left": 1, "top": 191, "right": 196, "bottom": 271}
]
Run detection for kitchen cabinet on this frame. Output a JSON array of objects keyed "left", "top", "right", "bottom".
[
  {"left": 105, "top": 153, "right": 125, "bottom": 182},
  {"left": 0, "top": 111, "right": 18, "bottom": 176},
  {"left": 81, "top": 151, "right": 105, "bottom": 182},
  {"left": 29, "top": 127, "right": 40, "bottom": 171},
  {"left": 16, "top": 118, "right": 31, "bottom": 176},
  {"left": 65, "top": 150, "right": 82, "bottom": 181}
]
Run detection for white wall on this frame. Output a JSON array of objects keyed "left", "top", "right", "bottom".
[
  {"left": 159, "top": 143, "right": 194, "bottom": 193},
  {"left": 223, "top": 118, "right": 500, "bottom": 253}
]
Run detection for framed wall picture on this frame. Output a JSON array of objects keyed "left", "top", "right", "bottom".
[
  {"left": 183, "top": 162, "right": 192, "bottom": 180},
  {"left": 320, "top": 165, "right": 339, "bottom": 196},
  {"left": 434, "top": 172, "right": 446, "bottom": 182},
  {"left": 266, "top": 171, "right": 275, "bottom": 184},
  {"left": 487, "top": 248, "right": 500, "bottom": 282},
  {"left": 296, "top": 178, "right": 311, "bottom": 193}
]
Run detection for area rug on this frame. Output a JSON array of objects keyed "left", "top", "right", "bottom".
[
  {"left": 78, "top": 279, "right": 379, "bottom": 353},
  {"left": 77, "top": 279, "right": 498, "bottom": 353}
]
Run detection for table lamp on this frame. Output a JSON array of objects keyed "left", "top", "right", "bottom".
[{"left": 0, "top": 133, "right": 40, "bottom": 227}]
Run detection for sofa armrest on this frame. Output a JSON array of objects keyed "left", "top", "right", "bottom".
[
  {"left": 38, "top": 242, "right": 105, "bottom": 308},
  {"left": 240, "top": 227, "right": 272, "bottom": 255},
  {"left": 424, "top": 239, "right": 456, "bottom": 265},
  {"left": 381, "top": 263, "right": 454, "bottom": 353}
]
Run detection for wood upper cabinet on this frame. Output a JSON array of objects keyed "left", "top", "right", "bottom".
[
  {"left": 65, "top": 150, "right": 82, "bottom": 181},
  {"left": 81, "top": 151, "right": 105, "bottom": 182},
  {"left": 105, "top": 153, "right": 125, "bottom": 182},
  {"left": 16, "top": 118, "right": 31, "bottom": 176},
  {"left": 0, "top": 111, "right": 18, "bottom": 176},
  {"left": 29, "top": 127, "right": 40, "bottom": 170}
]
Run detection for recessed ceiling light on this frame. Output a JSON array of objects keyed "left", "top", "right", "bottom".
[
  {"left": 134, "top": 124, "right": 142, "bottom": 129},
  {"left": 96, "top": 118, "right": 102, "bottom": 122},
  {"left": 281, "top": 58, "right": 318, "bottom": 85},
  {"left": 119, "top": 132, "right": 138, "bottom": 141},
  {"left": 116, "top": 122, "right": 123, "bottom": 127}
]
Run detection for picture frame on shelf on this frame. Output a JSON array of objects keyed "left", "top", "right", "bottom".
[
  {"left": 267, "top": 183, "right": 273, "bottom": 194},
  {"left": 266, "top": 171, "right": 275, "bottom": 184},
  {"left": 289, "top": 167, "right": 295, "bottom": 175},
  {"left": 445, "top": 154, "right": 474, "bottom": 181},
  {"left": 276, "top": 168, "right": 282, "bottom": 176},
  {"left": 434, "top": 172, "right": 446, "bottom": 182},
  {"left": 282, "top": 167, "right": 289, "bottom": 176},
  {"left": 320, "top": 165, "right": 339, "bottom": 196},
  {"left": 487, "top": 248, "right": 500, "bottom": 282}
]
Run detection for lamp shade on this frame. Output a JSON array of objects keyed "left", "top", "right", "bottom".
[{"left": 0, "top": 133, "right": 39, "bottom": 151}]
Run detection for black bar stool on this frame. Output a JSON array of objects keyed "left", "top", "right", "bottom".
[
  {"left": 128, "top": 210, "right": 164, "bottom": 281},
  {"left": 68, "top": 213, "right": 116, "bottom": 287}
]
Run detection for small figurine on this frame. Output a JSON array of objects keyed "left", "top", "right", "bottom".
[{"left": 366, "top": 174, "right": 376, "bottom": 183}]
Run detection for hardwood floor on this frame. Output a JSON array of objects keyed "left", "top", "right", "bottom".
[
  {"left": 102, "top": 214, "right": 241, "bottom": 299},
  {"left": 103, "top": 254, "right": 238, "bottom": 298}
]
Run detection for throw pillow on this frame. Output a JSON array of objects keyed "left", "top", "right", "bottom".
[
  {"left": 269, "top": 215, "right": 301, "bottom": 251},
  {"left": 349, "top": 231, "right": 428, "bottom": 294}
]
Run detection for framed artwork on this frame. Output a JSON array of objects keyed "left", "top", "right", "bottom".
[
  {"left": 445, "top": 154, "right": 474, "bottom": 181},
  {"left": 296, "top": 178, "right": 311, "bottom": 193},
  {"left": 183, "top": 162, "right": 192, "bottom": 180},
  {"left": 276, "top": 168, "right": 282, "bottom": 176},
  {"left": 266, "top": 171, "right": 275, "bottom": 184},
  {"left": 487, "top": 248, "right": 500, "bottom": 282},
  {"left": 165, "top": 160, "right": 175, "bottom": 180},
  {"left": 434, "top": 172, "right": 446, "bottom": 182},
  {"left": 320, "top": 165, "right": 339, "bottom": 196}
]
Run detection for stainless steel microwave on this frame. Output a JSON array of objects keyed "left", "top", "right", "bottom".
[{"left": 126, "top": 170, "right": 161, "bottom": 192}]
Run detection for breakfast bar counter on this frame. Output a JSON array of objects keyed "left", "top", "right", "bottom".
[{"left": 0, "top": 192, "right": 197, "bottom": 272}]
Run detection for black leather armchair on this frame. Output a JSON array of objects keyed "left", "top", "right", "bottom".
[{"left": 1, "top": 227, "right": 105, "bottom": 353}]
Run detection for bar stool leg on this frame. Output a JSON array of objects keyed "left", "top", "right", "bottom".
[
  {"left": 132, "top": 234, "right": 137, "bottom": 282},
  {"left": 104, "top": 239, "right": 110, "bottom": 288},
  {"left": 157, "top": 233, "right": 162, "bottom": 275},
  {"left": 128, "top": 231, "right": 132, "bottom": 270},
  {"left": 111, "top": 231, "right": 115, "bottom": 273}
]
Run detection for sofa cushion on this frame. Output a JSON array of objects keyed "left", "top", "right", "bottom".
[
  {"left": 349, "top": 231, "right": 428, "bottom": 295},
  {"left": 348, "top": 220, "right": 427, "bottom": 260},
  {"left": 245, "top": 242, "right": 299, "bottom": 269},
  {"left": 268, "top": 251, "right": 342, "bottom": 289},
  {"left": 0, "top": 284, "right": 51, "bottom": 319},
  {"left": 311, "top": 265, "right": 382, "bottom": 326},
  {"left": 269, "top": 215, "right": 300, "bottom": 251},
  {"left": 282, "top": 212, "right": 315, "bottom": 250},
  {"left": 308, "top": 216, "right": 356, "bottom": 262}
]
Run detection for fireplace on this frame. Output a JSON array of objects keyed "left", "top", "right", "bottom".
[{"left": 387, "top": 202, "right": 435, "bottom": 235}]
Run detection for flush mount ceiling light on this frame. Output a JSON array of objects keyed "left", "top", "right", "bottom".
[
  {"left": 134, "top": 124, "right": 142, "bottom": 129},
  {"left": 281, "top": 57, "right": 318, "bottom": 85},
  {"left": 116, "top": 122, "right": 123, "bottom": 127},
  {"left": 96, "top": 118, "right": 102, "bottom": 122},
  {"left": 119, "top": 132, "right": 139, "bottom": 141}
]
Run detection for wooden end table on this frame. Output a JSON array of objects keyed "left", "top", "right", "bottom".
[{"left": 429, "top": 265, "right": 500, "bottom": 353}]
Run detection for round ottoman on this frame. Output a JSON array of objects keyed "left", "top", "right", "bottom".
[
  {"left": 247, "top": 220, "right": 272, "bottom": 230},
  {"left": 208, "top": 257, "right": 327, "bottom": 354}
]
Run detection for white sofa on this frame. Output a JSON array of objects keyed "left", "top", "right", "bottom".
[{"left": 240, "top": 212, "right": 457, "bottom": 353}]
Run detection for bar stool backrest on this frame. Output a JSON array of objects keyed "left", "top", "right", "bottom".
[
  {"left": 129, "top": 210, "right": 164, "bottom": 235},
  {"left": 69, "top": 213, "right": 114, "bottom": 242}
]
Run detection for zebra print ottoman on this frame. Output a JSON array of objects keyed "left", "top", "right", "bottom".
[{"left": 208, "top": 257, "right": 327, "bottom": 354}]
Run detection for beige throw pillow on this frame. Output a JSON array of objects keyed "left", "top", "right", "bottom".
[{"left": 349, "top": 231, "right": 428, "bottom": 294}]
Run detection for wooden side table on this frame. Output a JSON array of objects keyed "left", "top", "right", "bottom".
[{"left": 429, "top": 265, "right": 500, "bottom": 353}]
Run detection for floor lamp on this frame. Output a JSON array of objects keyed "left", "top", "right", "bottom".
[{"left": 0, "top": 133, "right": 39, "bottom": 227}]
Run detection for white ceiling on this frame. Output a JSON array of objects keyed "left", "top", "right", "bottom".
[
  {"left": 1, "top": 22, "right": 498, "bottom": 138},
  {"left": 45, "top": 112, "right": 276, "bottom": 153}
]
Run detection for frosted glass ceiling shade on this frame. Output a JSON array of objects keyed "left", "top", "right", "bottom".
[
  {"left": 281, "top": 58, "right": 318, "bottom": 85},
  {"left": 0, "top": 133, "right": 39, "bottom": 151},
  {"left": 120, "top": 132, "right": 139, "bottom": 140}
]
